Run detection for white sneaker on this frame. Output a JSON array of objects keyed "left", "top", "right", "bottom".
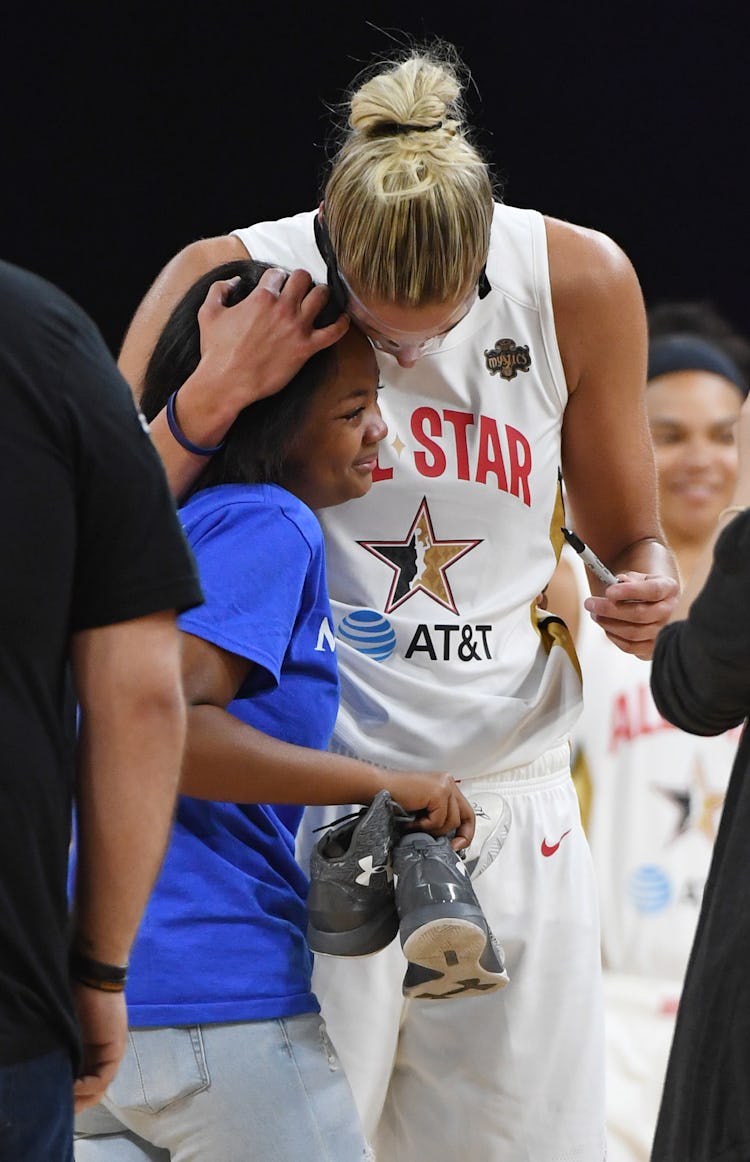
[{"left": 461, "top": 791, "right": 511, "bottom": 879}]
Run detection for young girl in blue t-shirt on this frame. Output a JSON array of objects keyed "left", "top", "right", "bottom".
[{"left": 73, "top": 260, "right": 474, "bottom": 1162}]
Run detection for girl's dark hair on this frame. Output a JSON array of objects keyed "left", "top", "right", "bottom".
[{"left": 139, "top": 259, "right": 339, "bottom": 499}]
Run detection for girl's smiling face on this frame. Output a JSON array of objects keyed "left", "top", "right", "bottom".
[{"left": 280, "top": 327, "right": 387, "bottom": 510}]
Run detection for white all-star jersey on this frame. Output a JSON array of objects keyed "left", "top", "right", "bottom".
[
  {"left": 234, "top": 204, "right": 581, "bottom": 778},
  {"left": 568, "top": 547, "right": 736, "bottom": 979}
]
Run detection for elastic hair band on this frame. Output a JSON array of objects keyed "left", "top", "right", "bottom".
[
  {"left": 376, "top": 120, "right": 443, "bottom": 136},
  {"left": 166, "top": 391, "right": 226, "bottom": 456},
  {"left": 648, "top": 334, "right": 748, "bottom": 398},
  {"left": 70, "top": 950, "right": 128, "bottom": 993}
]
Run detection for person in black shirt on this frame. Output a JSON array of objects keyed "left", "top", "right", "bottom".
[
  {"left": 0, "top": 259, "right": 203, "bottom": 1162},
  {"left": 650, "top": 390, "right": 750, "bottom": 1161}
]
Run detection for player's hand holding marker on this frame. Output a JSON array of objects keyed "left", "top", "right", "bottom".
[
  {"left": 561, "top": 527, "right": 679, "bottom": 661},
  {"left": 561, "top": 527, "right": 620, "bottom": 586}
]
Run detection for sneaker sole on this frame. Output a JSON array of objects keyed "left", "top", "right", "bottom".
[{"left": 401, "top": 916, "right": 509, "bottom": 999}]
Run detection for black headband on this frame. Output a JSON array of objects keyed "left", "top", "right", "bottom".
[
  {"left": 313, "top": 213, "right": 349, "bottom": 314},
  {"left": 648, "top": 334, "right": 748, "bottom": 398}
]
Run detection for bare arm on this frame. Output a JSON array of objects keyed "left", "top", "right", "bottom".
[
  {"left": 70, "top": 610, "right": 187, "bottom": 1109},
  {"left": 119, "top": 236, "right": 348, "bottom": 499},
  {"left": 548, "top": 217, "right": 680, "bottom": 658},
  {"left": 180, "top": 632, "right": 474, "bottom": 846}
]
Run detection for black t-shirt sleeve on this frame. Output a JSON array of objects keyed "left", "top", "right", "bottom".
[
  {"left": 651, "top": 511, "right": 750, "bottom": 735},
  {"left": 60, "top": 311, "right": 203, "bottom": 630}
]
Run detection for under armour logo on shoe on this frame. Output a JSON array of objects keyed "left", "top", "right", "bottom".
[
  {"left": 355, "top": 855, "right": 393, "bottom": 886},
  {"left": 306, "top": 790, "right": 405, "bottom": 957}
]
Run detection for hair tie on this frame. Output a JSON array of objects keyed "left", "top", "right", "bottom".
[
  {"left": 647, "top": 334, "right": 748, "bottom": 397},
  {"left": 376, "top": 120, "right": 443, "bottom": 137}
]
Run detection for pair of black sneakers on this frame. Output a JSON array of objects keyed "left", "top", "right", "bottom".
[{"left": 307, "top": 790, "right": 509, "bottom": 1000}]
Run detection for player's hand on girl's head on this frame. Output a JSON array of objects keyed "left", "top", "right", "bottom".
[
  {"left": 583, "top": 571, "right": 680, "bottom": 660},
  {"left": 388, "top": 771, "right": 475, "bottom": 851},
  {"left": 194, "top": 267, "right": 349, "bottom": 407}
]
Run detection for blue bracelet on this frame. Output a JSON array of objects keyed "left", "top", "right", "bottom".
[{"left": 166, "top": 391, "right": 226, "bottom": 456}]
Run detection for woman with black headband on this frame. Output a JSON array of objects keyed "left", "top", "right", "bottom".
[
  {"left": 547, "top": 302, "right": 750, "bottom": 1161},
  {"left": 113, "top": 42, "right": 679, "bottom": 1162}
]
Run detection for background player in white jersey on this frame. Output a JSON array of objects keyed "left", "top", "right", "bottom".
[
  {"left": 111, "top": 42, "right": 679, "bottom": 1162},
  {"left": 547, "top": 303, "right": 750, "bottom": 1160}
]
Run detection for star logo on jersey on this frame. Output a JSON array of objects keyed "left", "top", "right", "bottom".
[
  {"left": 652, "top": 755, "right": 725, "bottom": 844},
  {"left": 357, "top": 498, "right": 481, "bottom": 614},
  {"left": 355, "top": 855, "right": 393, "bottom": 887}
]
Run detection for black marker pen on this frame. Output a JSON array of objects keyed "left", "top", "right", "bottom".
[{"left": 561, "top": 527, "right": 620, "bottom": 587}]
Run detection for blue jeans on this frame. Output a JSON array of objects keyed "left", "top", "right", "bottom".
[
  {"left": 0, "top": 1046, "right": 74, "bottom": 1161},
  {"left": 74, "top": 1015, "right": 372, "bottom": 1161}
]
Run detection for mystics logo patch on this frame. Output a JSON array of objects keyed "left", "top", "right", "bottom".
[{"left": 484, "top": 338, "right": 532, "bottom": 381}]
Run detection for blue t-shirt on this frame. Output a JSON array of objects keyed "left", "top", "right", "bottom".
[{"left": 124, "top": 483, "right": 339, "bottom": 1026}]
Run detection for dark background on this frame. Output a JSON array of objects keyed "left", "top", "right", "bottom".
[{"left": 2, "top": 1, "right": 747, "bottom": 354}]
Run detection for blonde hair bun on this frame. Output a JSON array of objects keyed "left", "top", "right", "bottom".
[
  {"left": 350, "top": 55, "right": 461, "bottom": 140},
  {"left": 324, "top": 45, "right": 495, "bottom": 305}
]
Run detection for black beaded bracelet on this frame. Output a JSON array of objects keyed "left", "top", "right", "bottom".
[
  {"left": 166, "top": 390, "right": 226, "bottom": 456},
  {"left": 70, "top": 950, "right": 128, "bottom": 993}
]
